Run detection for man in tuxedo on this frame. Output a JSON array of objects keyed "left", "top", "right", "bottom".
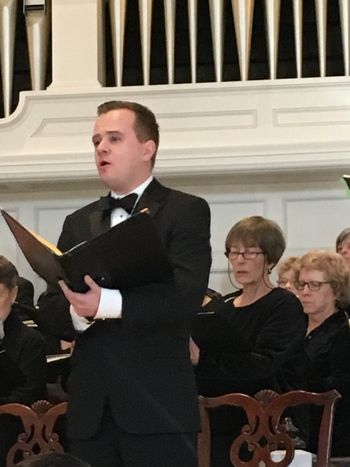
[{"left": 38, "top": 100, "right": 212, "bottom": 467}]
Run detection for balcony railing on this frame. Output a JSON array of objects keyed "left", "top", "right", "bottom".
[{"left": 0, "top": 0, "right": 347, "bottom": 118}]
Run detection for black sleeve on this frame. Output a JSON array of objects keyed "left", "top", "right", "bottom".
[
  {"left": 316, "top": 331, "right": 350, "bottom": 395},
  {"left": 198, "top": 293, "right": 307, "bottom": 383},
  {"left": 0, "top": 331, "right": 47, "bottom": 405}
]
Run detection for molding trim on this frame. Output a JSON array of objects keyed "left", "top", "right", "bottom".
[{"left": 0, "top": 78, "right": 350, "bottom": 187}]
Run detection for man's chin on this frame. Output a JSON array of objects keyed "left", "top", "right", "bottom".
[{"left": 99, "top": 171, "right": 116, "bottom": 188}]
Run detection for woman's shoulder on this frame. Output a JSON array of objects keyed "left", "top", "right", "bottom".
[
  {"left": 305, "top": 311, "right": 350, "bottom": 361},
  {"left": 222, "top": 287, "right": 302, "bottom": 311},
  {"left": 317, "top": 310, "right": 350, "bottom": 339},
  {"left": 253, "top": 287, "right": 303, "bottom": 310},
  {"left": 255, "top": 288, "right": 305, "bottom": 326},
  {"left": 268, "top": 287, "right": 302, "bottom": 306}
]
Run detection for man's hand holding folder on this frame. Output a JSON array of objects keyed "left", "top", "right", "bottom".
[{"left": 59, "top": 275, "right": 101, "bottom": 319}]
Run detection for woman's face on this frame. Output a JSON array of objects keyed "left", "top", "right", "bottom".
[
  {"left": 0, "top": 283, "right": 17, "bottom": 321},
  {"left": 297, "top": 268, "right": 337, "bottom": 319},
  {"left": 277, "top": 268, "right": 298, "bottom": 295},
  {"left": 228, "top": 243, "right": 268, "bottom": 287},
  {"left": 337, "top": 237, "right": 350, "bottom": 265}
]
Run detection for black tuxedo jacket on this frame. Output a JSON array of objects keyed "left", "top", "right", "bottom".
[{"left": 38, "top": 179, "right": 211, "bottom": 439}]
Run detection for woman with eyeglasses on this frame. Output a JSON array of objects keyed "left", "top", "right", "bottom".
[
  {"left": 295, "top": 250, "right": 350, "bottom": 457},
  {"left": 191, "top": 216, "right": 307, "bottom": 467}
]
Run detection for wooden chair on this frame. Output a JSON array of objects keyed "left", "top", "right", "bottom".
[
  {"left": 0, "top": 400, "right": 67, "bottom": 466},
  {"left": 330, "top": 459, "right": 350, "bottom": 467},
  {"left": 198, "top": 389, "right": 341, "bottom": 467}
]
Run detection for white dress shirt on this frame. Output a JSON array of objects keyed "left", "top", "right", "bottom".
[{"left": 70, "top": 176, "right": 153, "bottom": 332}]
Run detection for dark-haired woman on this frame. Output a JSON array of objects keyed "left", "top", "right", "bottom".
[{"left": 191, "top": 216, "right": 307, "bottom": 467}]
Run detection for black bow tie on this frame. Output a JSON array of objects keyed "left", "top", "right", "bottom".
[{"left": 100, "top": 193, "right": 138, "bottom": 215}]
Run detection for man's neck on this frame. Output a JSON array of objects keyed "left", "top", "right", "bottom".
[{"left": 110, "top": 175, "right": 153, "bottom": 197}]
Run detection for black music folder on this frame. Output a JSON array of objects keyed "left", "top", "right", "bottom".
[
  {"left": 190, "top": 295, "right": 224, "bottom": 347},
  {"left": 1, "top": 209, "right": 172, "bottom": 293}
]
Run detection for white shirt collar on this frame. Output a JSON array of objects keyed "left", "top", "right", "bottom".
[{"left": 111, "top": 175, "right": 153, "bottom": 201}]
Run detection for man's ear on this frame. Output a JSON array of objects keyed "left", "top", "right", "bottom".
[
  {"left": 11, "top": 286, "right": 18, "bottom": 304},
  {"left": 143, "top": 140, "right": 156, "bottom": 162}
]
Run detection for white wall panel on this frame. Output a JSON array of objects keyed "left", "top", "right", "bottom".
[
  {"left": 0, "top": 207, "right": 20, "bottom": 268},
  {"left": 186, "top": 180, "right": 350, "bottom": 295},
  {"left": 0, "top": 190, "right": 102, "bottom": 298},
  {"left": 284, "top": 195, "right": 350, "bottom": 251},
  {"left": 0, "top": 178, "right": 349, "bottom": 299}
]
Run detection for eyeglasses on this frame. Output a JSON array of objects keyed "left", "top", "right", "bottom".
[
  {"left": 225, "top": 250, "right": 265, "bottom": 260},
  {"left": 294, "top": 281, "right": 332, "bottom": 291}
]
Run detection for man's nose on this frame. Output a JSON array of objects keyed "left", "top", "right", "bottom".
[{"left": 96, "top": 139, "right": 108, "bottom": 152}]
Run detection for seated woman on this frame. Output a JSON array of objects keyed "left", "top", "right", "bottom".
[
  {"left": 191, "top": 216, "right": 307, "bottom": 467},
  {"left": 295, "top": 250, "right": 350, "bottom": 457},
  {"left": 277, "top": 256, "right": 300, "bottom": 295},
  {"left": 335, "top": 227, "right": 350, "bottom": 266}
]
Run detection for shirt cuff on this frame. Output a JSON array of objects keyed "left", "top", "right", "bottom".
[
  {"left": 70, "top": 306, "right": 93, "bottom": 332},
  {"left": 95, "top": 288, "right": 122, "bottom": 319}
]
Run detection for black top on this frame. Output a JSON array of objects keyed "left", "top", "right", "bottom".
[
  {"left": 0, "top": 309, "right": 47, "bottom": 405},
  {"left": 302, "top": 310, "right": 350, "bottom": 456},
  {"left": 194, "top": 287, "right": 307, "bottom": 397},
  {"left": 193, "top": 288, "right": 307, "bottom": 443}
]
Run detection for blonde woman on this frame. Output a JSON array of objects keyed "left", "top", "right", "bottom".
[
  {"left": 295, "top": 250, "right": 350, "bottom": 456},
  {"left": 277, "top": 256, "right": 300, "bottom": 295}
]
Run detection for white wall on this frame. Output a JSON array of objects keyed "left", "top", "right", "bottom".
[
  {"left": 1, "top": 175, "right": 348, "bottom": 300},
  {"left": 176, "top": 176, "right": 350, "bottom": 294}
]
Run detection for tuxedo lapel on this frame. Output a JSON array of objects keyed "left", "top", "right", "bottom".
[
  {"left": 134, "top": 179, "right": 168, "bottom": 217},
  {"left": 89, "top": 200, "right": 111, "bottom": 237}
]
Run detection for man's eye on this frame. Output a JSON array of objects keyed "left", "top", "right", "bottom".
[{"left": 110, "top": 135, "right": 121, "bottom": 142}]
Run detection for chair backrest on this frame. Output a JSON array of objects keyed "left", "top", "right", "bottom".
[
  {"left": 0, "top": 400, "right": 67, "bottom": 466},
  {"left": 198, "top": 389, "right": 341, "bottom": 467}
]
